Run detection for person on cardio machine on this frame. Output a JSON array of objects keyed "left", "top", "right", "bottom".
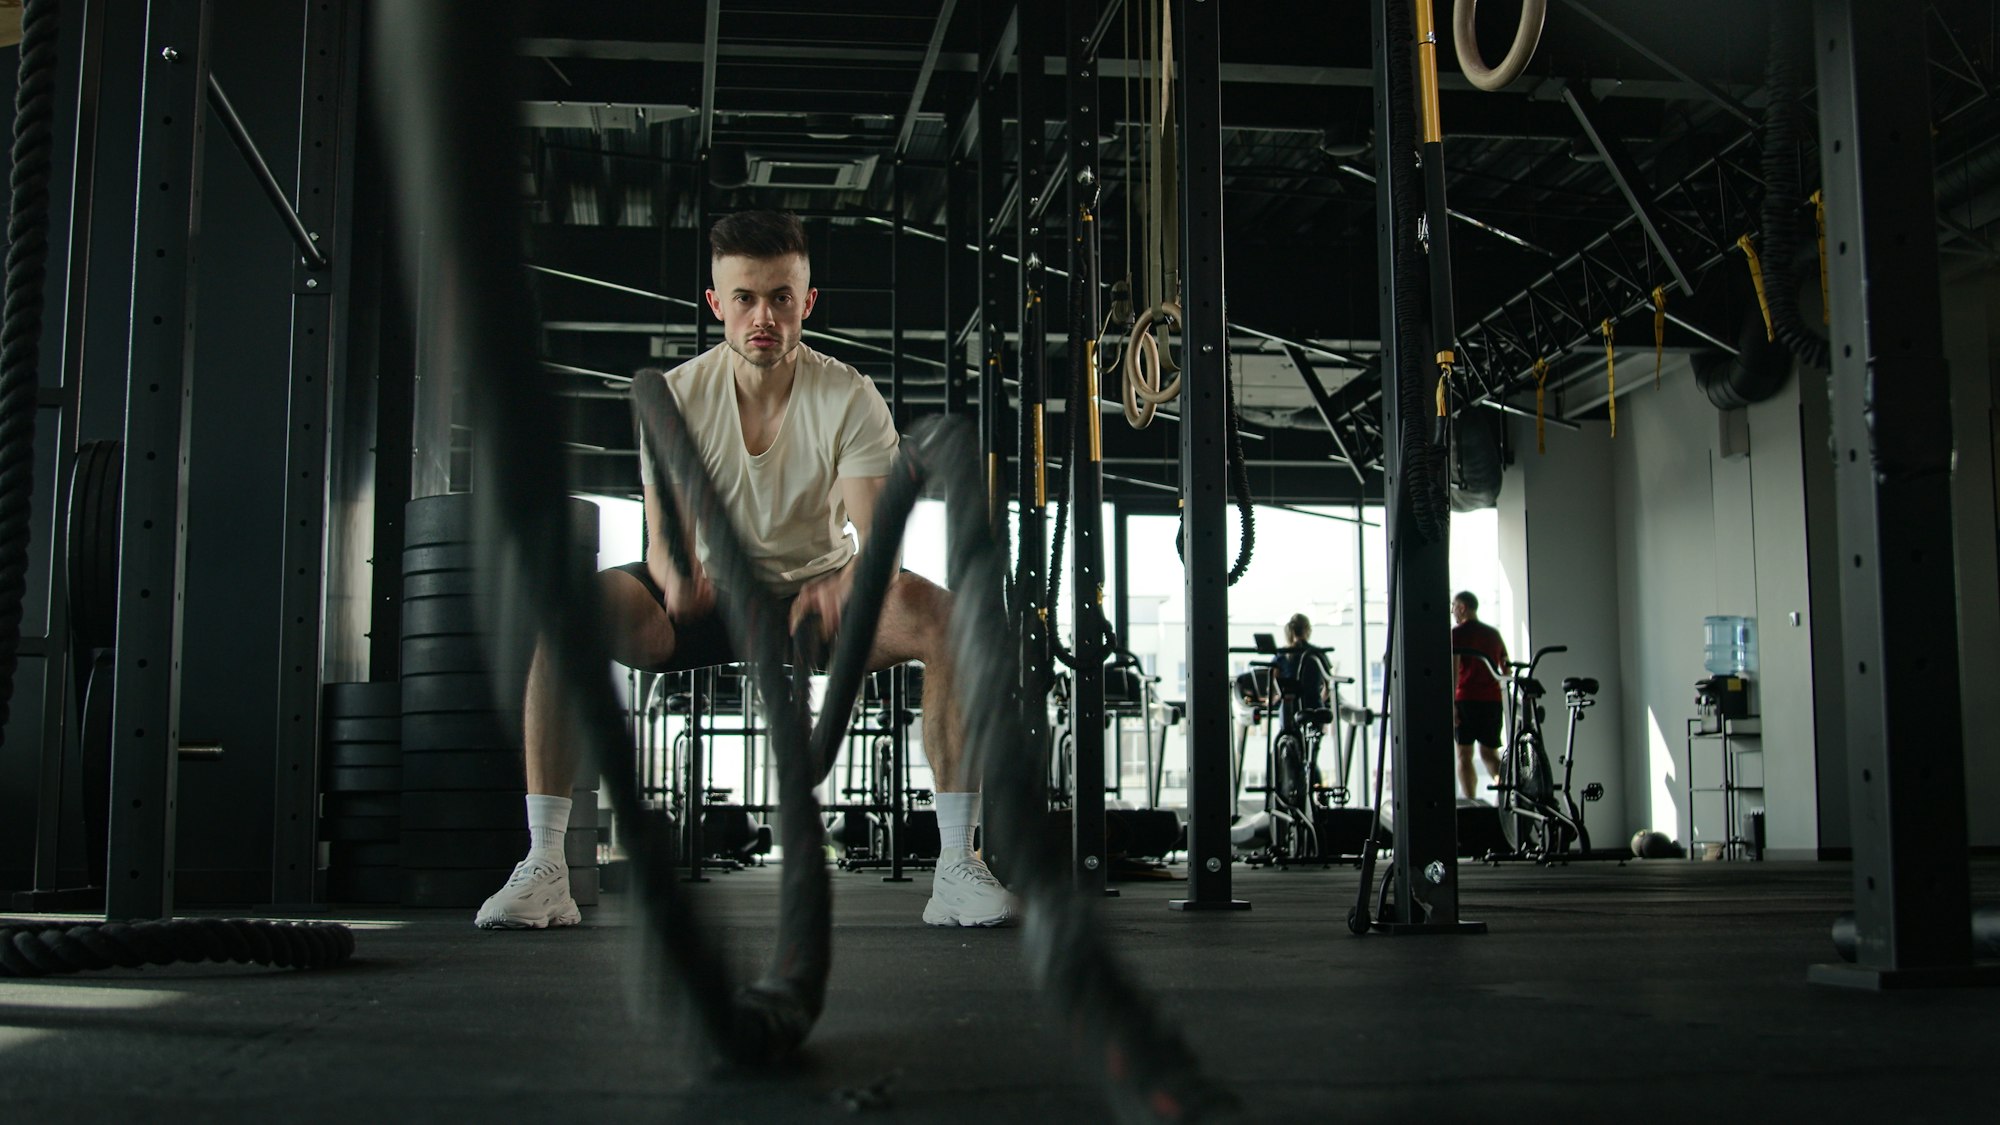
[
  {"left": 1272, "top": 613, "right": 1330, "bottom": 729},
  {"left": 1450, "top": 592, "right": 1509, "bottom": 802},
  {"left": 474, "top": 210, "right": 1016, "bottom": 931}
]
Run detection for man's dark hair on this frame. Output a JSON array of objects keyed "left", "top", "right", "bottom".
[
  {"left": 1454, "top": 591, "right": 1479, "bottom": 613},
  {"left": 709, "top": 210, "right": 809, "bottom": 262}
]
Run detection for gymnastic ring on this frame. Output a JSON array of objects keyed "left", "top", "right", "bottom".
[
  {"left": 1454, "top": 0, "right": 1547, "bottom": 92},
  {"left": 1122, "top": 300, "right": 1183, "bottom": 428}
]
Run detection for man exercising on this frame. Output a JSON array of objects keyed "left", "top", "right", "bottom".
[
  {"left": 475, "top": 210, "right": 1016, "bottom": 930},
  {"left": 1450, "top": 591, "right": 1509, "bottom": 801}
]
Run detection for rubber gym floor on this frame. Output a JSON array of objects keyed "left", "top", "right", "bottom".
[{"left": 2, "top": 858, "right": 1994, "bottom": 1122}]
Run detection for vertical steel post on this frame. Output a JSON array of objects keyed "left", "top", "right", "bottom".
[
  {"left": 1167, "top": 0, "right": 1245, "bottom": 913},
  {"left": 28, "top": 0, "right": 111, "bottom": 901},
  {"left": 104, "top": 0, "right": 212, "bottom": 920},
  {"left": 270, "top": 0, "right": 352, "bottom": 907},
  {"left": 1807, "top": 0, "right": 1993, "bottom": 989},
  {"left": 694, "top": 151, "right": 709, "bottom": 355},
  {"left": 1065, "top": 0, "right": 1108, "bottom": 894},
  {"left": 976, "top": 70, "right": 1007, "bottom": 533},
  {"left": 1015, "top": 5, "right": 1051, "bottom": 809},
  {"left": 944, "top": 122, "right": 976, "bottom": 418},
  {"left": 1372, "top": 0, "right": 1480, "bottom": 935}
]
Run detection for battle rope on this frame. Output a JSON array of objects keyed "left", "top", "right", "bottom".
[
  {"left": 1385, "top": 0, "right": 1450, "bottom": 544},
  {"left": 1451, "top": 0, "right": 1548, "bottom": 91},
  {"left": 375, "top": 8, "right": 1232, "bottom": 1113},
  {"left": 1, "top": 918, "right": 355, "bottom": 977},
  {"left": 0, "top": 0, "right": 59, "bottom": 746}
]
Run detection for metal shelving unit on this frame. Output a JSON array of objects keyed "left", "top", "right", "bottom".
[{"left": 1685, "top": 716, "right": 1763, "bottom": 860}]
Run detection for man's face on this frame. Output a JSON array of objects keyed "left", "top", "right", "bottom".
[
  {"left": 1451, "top": 599, "right": 1472, "bottom": 626},
  {"left": 706, "top": 253, "right": 816, "bottom": 368}
]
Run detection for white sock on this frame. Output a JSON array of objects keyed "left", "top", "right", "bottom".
[
  {"left": 526, "top": 793, "right": 572, "bottom": 864},
  {"left": 934, "top": 791, "right": 979, "bottom": 863}
]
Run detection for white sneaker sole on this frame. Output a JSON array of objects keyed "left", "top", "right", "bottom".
[
  {"left": 922, "top": 898, "right": 1017, "bottom": 928},
  {"left": 473, "top": 901, "right": 581, "bottom": 930}
]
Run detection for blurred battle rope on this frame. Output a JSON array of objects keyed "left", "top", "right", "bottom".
[
  {"left": 372, "top": 4, "right": 1233, "bottom": 1117},
  {"left": 1, "top": 918, "right": 355, "bottom": 977},
  {"left": 0, "top": 0, "right": 59, "bottom": 745}
]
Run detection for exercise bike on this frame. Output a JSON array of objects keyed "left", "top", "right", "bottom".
[{"left": 1458, "top": 645, "right": 1604, "bottom": 864}]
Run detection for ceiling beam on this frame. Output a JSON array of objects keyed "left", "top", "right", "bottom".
[
  {"left": 697, "top": 1, "right": 720, "bottom": 149},
  {"left": 897, "top": 0, "right": 959, "bottom": 155}
]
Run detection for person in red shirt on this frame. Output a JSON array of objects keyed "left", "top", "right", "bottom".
[{"left": 1450, "top": 591, "right": 1510, "bottom": 801}]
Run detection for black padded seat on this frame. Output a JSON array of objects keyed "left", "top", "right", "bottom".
[
  {"left": 1563, "top": 676, "right": 1600, "bottom": 696},
  {"left": 1517, "top": 677, "right": 1546, "bottom": 698},
  {"left": 1299, "top": 707, "right": 1334, "bottom": 725}
]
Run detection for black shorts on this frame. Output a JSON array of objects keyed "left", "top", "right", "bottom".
[
  {"left": 1454, "top": 700, "right": 1503, "bottom": 748},
  {"left": 610, "top": 561, "right": 799, "bottom": 674}
]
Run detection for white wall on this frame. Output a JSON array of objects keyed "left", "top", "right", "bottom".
[{"left": 1502, "top": 418, "right": 1631, "bottom": 847}]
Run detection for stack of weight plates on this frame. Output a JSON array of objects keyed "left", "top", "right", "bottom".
[
  {"left": 400, "top": 493, "right": 602, "bottom": 908},
  {"left": 321, "top": 681, "right": 402, "bottom": 903}
]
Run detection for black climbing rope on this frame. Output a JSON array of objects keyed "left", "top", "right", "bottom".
[
  {"left": 0, "top": 0, "right": 60, "bottom": 746},
  {"left": 1, "top": 918, "right": 355, "bottom": 977}
]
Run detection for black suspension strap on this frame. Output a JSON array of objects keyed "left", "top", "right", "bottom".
[
  {"left": 0, "top": 0, "right": 60, "bottom": 745},
  {"left": 1, "top": 918, "right": 355, "bottom": 977}
]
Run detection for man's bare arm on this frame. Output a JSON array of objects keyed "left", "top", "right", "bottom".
[
  {"left": 789, "top": 474, "right": 888, "bottom": 637},
  {"left": 643, "top": 482, "right": 713, "bottom": 618}
]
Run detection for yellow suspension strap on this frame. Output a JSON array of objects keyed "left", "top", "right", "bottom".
[
  {"left": 1533, "top": 357, "right": 1551, "bottom": 454},
  {"left": 1651, "top": 286, "right": 1668, "bottom": 389},
  {"left": 1736, "top": 233, "right": 1775, "bottom": 342},
  {"left": 1601, "top": 318, "right": 1617, "bottom": 438},
  {"left": 1811, "top": 189, "right": 1829, "bottom": 324},
  {"left": 1436, "top": 350, "right": 1454, "bottom": 417}
]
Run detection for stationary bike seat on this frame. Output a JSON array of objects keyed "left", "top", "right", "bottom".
[
  {"left": 1299, "top": 707, "right": 1334, "bottom": 725},
  {"left": 1516, "top": 677, "right": 1546, "bottom": 698},
  {"left": 1563, "top": 676, "right": 1599, "bottom": 696}
]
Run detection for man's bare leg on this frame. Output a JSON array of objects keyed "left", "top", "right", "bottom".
[
  {"left": 1478, "top": 743, "right": 1504, "bottom": 797},
  {"left": 864, "top": 572, "right": 1013, "bottom": 926},
  {"left": 1457, "top": 743, "right": 1479, "bottom": 801},
  {"left": 477, "top": 571, "right": 676, "bottom": 929}
]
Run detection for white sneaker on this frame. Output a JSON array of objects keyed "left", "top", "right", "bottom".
[
  {"left": 923, "top": 854, "right": 1019, "bottom": 927},
  {"left": 473, "top": 858, "right": 581, "bottom": 929}
]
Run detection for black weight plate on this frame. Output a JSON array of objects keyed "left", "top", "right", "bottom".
[
  {"left": 327, "top": 841, "right": 401, "bottom": 868},
  {"left": 324, "top": 681, "right": 400, "bottom": 718},
  {"left": 402, "top": 569, "right": 480, "bottom": 600},
  {"left": 66, "top": 441, "right": 122, "bottom": 653},
  {"left": 320, "top": 815, "right": 399, "bottom": 843},
  {"left": 327, "top": 865, "right": 402, "bottom": 904},
  {"left": 326, "top": 765, "right": 402, "bottom": 793},
  {"left": 402, "top": 672, "right": 518, "bottom": 715},
  {"left": 326, "top": 743, "right": 401, "bottom": 769},
  {"left": 401, "top": 829, "right": 596, "bottom": 869},
  {"left": 400, "top": 865, "right": 510, "bottom": 908},
  {"left": 402, "top": 790, "right": 529, "bottom": 829},
  {"left": 401, "top": 543, "right": 477, "bottom": 576},
  {"left": 402, "top": 749, "right": 524, "bottom": 791},
  {"left": 403, "top": 493, "right": 476, "bottom": 550},
  {"left": 400, "top": 635, "right": 496, "bottom": 676},
  {"left": 323, "top": 792, "right": 399, "bottom": 819},
  {"left": 402, "top": 789, "right": 598, "bottom": 830},
  {"left": 399, "top": 596, "right": 480, "bottom": 640},
  {"left": 328, "top": 716, "right": 402, "bottom": 743},
  {"left": 570, "top": 866, "right": 600, "bottom": 907},
  {"left": 400, "top": 712, "right": 520, "bottom": 752}
]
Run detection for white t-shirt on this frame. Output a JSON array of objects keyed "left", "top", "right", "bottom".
[{"left": 638, "top": 343, "right": 898, "bottom": 595}]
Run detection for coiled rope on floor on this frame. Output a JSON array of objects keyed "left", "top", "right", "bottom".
[
  {"left": 0, "top": 0, "right": 60, "bottom": 746},
  {"left": 0, "top": 918, "right": 355, "bottom": 977}
]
